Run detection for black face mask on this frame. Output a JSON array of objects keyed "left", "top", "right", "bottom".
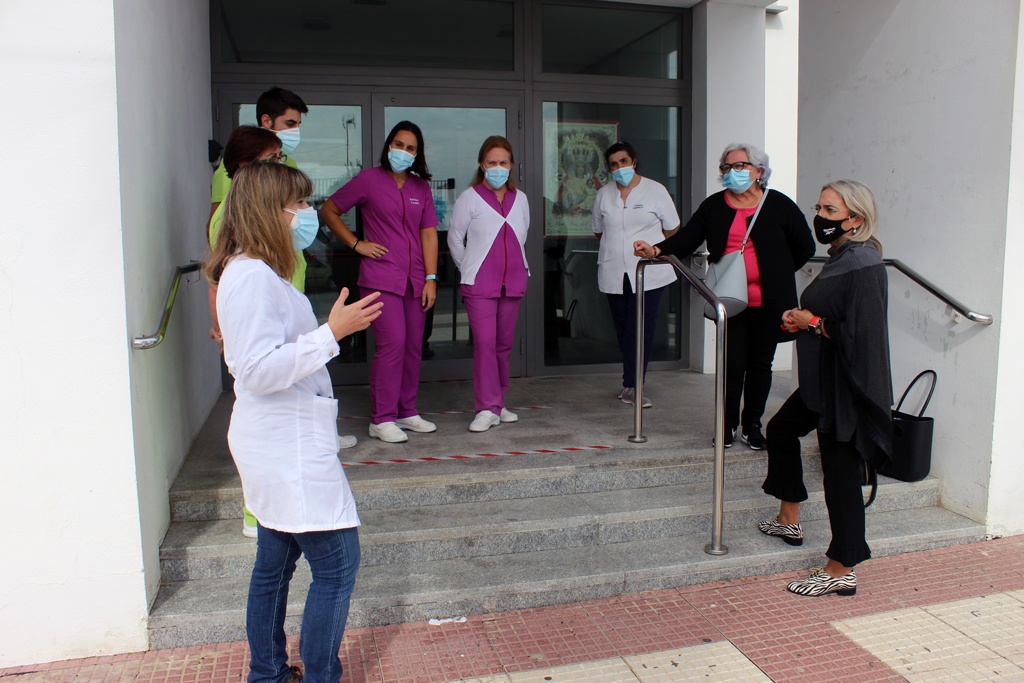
[{"left": 813, "top": 215, "right": 848, "bottom": 244}]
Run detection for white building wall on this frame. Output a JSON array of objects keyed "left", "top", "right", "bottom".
[
  {"left": 0, "top": 0, "right": 215, "bottom": 667},
  {"left": 990, "top": 5, "right": 1024, "bottom": 536},
  {"left": 113, "top": 0, "right": 219, "bottom": 611},
  {"left": 764, "top": 0, "right": 800, "bottom": 372},
  {"left": 799, "top": 0, "right": 1021, "bottom": 529},
  {"left": 0, "top": 0, "right": 148, "bottom": 665}
]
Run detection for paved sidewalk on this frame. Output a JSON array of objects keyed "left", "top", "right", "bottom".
[{"left": 4, "top": 536, "right": 1022, "bottom": 682}]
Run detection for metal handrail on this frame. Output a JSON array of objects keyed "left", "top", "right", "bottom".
[
  {"left": 132, "top": 262, "right": 203, "bottom": 350},
  {"left": 808, "top": 256, "right": 993, "bottom": 325},
  {"left": 633, "top": 255, "right": 729, "bottom": 556}
]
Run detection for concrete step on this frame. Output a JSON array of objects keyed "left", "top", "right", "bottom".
[
  {"left": 148, "top": 505, "right": 986, "bottom": 649},
  {"left": 169, "top": 443, "right": 825, "bottom": 522},
  {"left": 160, "top": 474, "right": 938, "bottom": 581}
]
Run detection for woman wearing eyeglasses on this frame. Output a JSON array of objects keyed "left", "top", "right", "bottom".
[
  {"left": 634, "top": 143, "right": 814, "bottom": 449},
  {"left": 760, "top": 179, "right": 892, "bottom": 597}
]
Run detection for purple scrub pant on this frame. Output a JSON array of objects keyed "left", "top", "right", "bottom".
[
  {"left": 463, "top": 295, "right": 521, "bottom": 414},
  {"left": 369, "top": 286, "right": 426, "bottom": 424}
]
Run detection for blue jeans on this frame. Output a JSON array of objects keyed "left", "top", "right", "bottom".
[{"left": 247, "top": 525, "right": 360, "bottom": 683}]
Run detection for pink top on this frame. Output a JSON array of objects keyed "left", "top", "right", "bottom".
[
  {"left": 723, "top": 196, "right": 763, "bottom": 308},
  {"left": 330, "top": 166, "right": 439, "bottom": 298},
  {"left": 460, "top": 185, "right": 528, "bottom": 298}
]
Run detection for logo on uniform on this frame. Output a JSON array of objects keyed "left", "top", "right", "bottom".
[
  {"left": 632, "top": 204, "right": 644, "bottom": 209},
  {"left": 409, "top": 198, "right": 421, "bottom": 205}
]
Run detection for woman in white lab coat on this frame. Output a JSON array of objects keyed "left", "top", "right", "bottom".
[{"left": 206, "top": 162, "right": 382, "bottom": 683}]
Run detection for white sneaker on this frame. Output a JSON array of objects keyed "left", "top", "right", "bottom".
[
  {"left": 499, "top": 407, "right": 518, "bottom": 423},
  {"left": 338, "top": 434, "right": 357, "bottom": 449},
  {"left": 469, "top": 410, "right": 500, "bottom": 432},
  {"left": 369, "top": 421, "right": 408, "bottom": 443},
  {"left": 395, "top": 415, "right": 437, "bottom": 433},
  {"left": 242, "top": 521, "right": 257, "bottom": 538}
]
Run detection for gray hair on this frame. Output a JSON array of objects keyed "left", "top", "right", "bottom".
[
  {"left": 821, "top": 179, "right": 882, "bottom": 254},
  {"left": 718, "top": 143, "right": 772, "bottom": 188}
]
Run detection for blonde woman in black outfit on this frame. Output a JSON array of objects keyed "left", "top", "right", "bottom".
[
  {"left": 759, "top": 179, "right": 893, "bottom": 597},
  {"left": 634, "top": 143, "right": 814, "bottom": 449}
]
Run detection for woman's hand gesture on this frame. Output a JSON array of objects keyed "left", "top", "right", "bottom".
[
  {"left": 633, "top": 240, "right": 658, "bottom": 258},
  {"left": 328, "top": 288, "right": 383, "bottom": 340}
]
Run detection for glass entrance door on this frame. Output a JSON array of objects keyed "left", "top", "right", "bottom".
[{"left": 372, "top": 94, "right": 522, "bottom": 383}]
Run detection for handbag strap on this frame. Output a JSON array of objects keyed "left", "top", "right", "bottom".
[
  {"left": 739, "top": 189, "right": 770, "bottom": 254},
  {"left": 895, "top": 369, "right": 938, "bottom": 416}
]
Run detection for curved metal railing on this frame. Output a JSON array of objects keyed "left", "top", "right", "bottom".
[
  {"left": 808, "top": 256, "right": 993, "bottom": 325},
  {"left": 633, "top": 255, "right": 729, "bottom": 556},
  {"left": 132, "top": 262, "right": 202, "bottom": 350}
]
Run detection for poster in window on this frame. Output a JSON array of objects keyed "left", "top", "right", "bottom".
[{"left": 543, "top": 120, "right": 619, "bottom": 237}]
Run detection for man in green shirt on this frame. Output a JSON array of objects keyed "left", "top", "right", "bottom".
[{"left": 208, "top": 87, "right": 309, "bottom": 292}]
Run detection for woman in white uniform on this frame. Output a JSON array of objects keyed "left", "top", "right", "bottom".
[
  {"left": 591, "top": 141, "right": 679, "bottom": 407},
  {"left": 206, "top": 162, "right": 383, "bottom": 683}
]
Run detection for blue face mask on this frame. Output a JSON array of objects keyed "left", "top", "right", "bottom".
[
  {"left": 286, "top": 207, "right": 319, "bottom": 251},
  {"left": 484, "top": 166, "right": 510, "bottom": 188},
  {"left": 388, "top": 147, "right": 415, "bottom": 173},
  {"left": 275, "top": 127, "right": 300, "bottom": 155},
  {"left": 611, "top": 166, "right": 635, "bottom": 186},
  {"left": 722, "top": 169, "right": 754, "bottom": 193}
]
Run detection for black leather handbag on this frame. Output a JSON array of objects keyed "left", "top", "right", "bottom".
[{"left": 879, "top": 370, "right": 937, "bottom": 482}]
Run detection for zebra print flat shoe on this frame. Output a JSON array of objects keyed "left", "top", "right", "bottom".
[
  {"left": 758, "top": 516, "right": 804, "bottom": 546},
  {"left": 787, "top": 568, "right": 856, "bottom": 597}
]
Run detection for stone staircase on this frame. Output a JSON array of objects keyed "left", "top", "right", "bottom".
[{"left": 148, "top": 371, "right": 985, "bottom": 649}]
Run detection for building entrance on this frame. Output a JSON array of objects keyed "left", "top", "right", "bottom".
[{"left": 211, "top": 0, "right": 692, "bottom": 387}]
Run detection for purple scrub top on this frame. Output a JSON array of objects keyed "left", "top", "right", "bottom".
[{"left": 330, "top": 166, "right": 439, "bottom": 298}]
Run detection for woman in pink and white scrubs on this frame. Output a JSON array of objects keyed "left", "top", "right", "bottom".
[
  {"left": 320, "top": 121, "right": 440, "bottom": 444},
  {"left": 448, "top": 136, "right": 530, "bottom": 433}
]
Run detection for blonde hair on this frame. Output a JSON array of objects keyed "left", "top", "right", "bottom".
[
  {"left": 822, "top": 179, "right": 883, "bottom": 254},
  {"left": 205, "top": 162, "right": 312, "bottom": 284}
]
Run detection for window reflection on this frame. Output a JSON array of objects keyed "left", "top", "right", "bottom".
[
  {"left": 541, "top": 101, "right": 684, "bottom": 367},
  {"left": 220, "top": 0, "right": 514, "bottom": 71},
  {"left": 542, "top": 4, "right": 681, "bottom": 79}
]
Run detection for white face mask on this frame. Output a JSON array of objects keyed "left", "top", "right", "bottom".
[
  {"left": 285, "top": 207, "right": 319, "bottom": 250},
  {"left": 275, "top": 127, "right": 300, "bottom": 155}
]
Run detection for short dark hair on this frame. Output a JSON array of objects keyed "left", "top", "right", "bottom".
[
  {"left": 256, "top": 87, "right": 308, "bottom": 124},
  {"left": 604, "top": 141, "right": 639, "bottom": 171},
  {"left": 223, "top": 126, "right": 282, "bottom": 178},
  {"left": 379, "top": 121, "right": 432, "bottom": 181}
]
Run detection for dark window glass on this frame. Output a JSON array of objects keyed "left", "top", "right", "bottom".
[
  {"left": 541, "top": 4, "right": 681, "bottom": 79},
  {"left": 220, "top": 0, "right": 514, "bottom": 70}
]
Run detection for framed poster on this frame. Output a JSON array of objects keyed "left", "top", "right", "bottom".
[{"left": 543, "top": 119, "right": 619, "bottom": 237}]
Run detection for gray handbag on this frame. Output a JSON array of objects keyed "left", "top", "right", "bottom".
[{"left": 702, "top": 189, "right": 769, "bottom": 320}]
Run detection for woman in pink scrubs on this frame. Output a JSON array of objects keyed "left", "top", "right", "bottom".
[
  {"left": 448, "top": 136, "right": 530, "bottom": 432},
  {"left": 320, "top": 121, "right": 440, "bottom": 444}
]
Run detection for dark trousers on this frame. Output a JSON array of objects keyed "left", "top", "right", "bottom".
[
  {"left": 607, "top": 275, "right": 665, "bottom": 389},
  {"left": 725, "top": 306, "right": 778, "bottom": 432},
  {"left": 762, "top": 390, "right": 872, "bottom": 568}
]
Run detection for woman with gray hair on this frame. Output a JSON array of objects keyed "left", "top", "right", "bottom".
[{"left": 634, "top": 143, "right": 814, "bottom": 448}]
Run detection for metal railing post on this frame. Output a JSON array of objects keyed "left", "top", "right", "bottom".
[
  {"left": 705, "top": 302, "right": 728, "bottom": 555},
  {"left": 629, "top": 263, "right": 647, "bottom": 443},
  {"left": 630, "top": 255, "right": 729, "bottom": 555}
]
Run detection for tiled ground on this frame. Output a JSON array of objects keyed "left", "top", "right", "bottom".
[{"left": 4, "top": 536, "right": 1022, "bottom": 683}]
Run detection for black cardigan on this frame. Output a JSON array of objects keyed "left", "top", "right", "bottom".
[
  {"left": 798, "top": 240, "right": 893, "bottom": 469},
  {"left": 657, "top": 189, "right": 815, "bottom": 326}
]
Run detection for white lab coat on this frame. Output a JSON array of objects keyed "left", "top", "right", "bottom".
[
  {"left": 591, "top": 177, "right": 679, "bottom": 294},
  {"left": 447, "top": 187, "right": 531, "bottom": 285},
  {"left": 218, "top": 255, "right": 360, "bottom": 533}
]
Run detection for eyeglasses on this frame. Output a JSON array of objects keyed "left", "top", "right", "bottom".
[{"left": 718, "top": 161, "right": 755, "bottom": 174}]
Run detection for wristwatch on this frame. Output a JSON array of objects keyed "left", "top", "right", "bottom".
[{"left": 809, "top": 315, "right": 824, "bottom": 336}]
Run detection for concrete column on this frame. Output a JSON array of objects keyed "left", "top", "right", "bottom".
[{"left": 690, "top": 0, "right": 774, "bottom": 371}]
